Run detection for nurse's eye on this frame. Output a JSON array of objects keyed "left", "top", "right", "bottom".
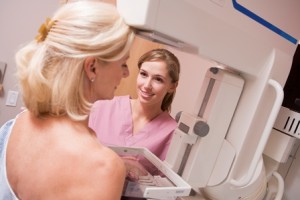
[
  {"left": 122, "top": 64, "right": 128, "bottom": 68},
  {"left": 154, "top": 77, "right": 164, "bottom": 83},
  {"left": 139, "top": 71, "right": 148, "bottom": 77}
]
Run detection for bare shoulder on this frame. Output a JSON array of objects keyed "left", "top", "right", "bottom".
[
  {"left": 42, "top": 135, "right": 127, "bottom": 200},
  {"left": 56, "top": 134, "right": 127, "bottom": 200},
  {"left": 91, "top": 143, "right": 126, "bottom": 178},
  {"left": 82, "top": 144, "right": 127, "bottom": 200},
  {"left": 7, "top": 113, "right": 126, "bottom": 200}
]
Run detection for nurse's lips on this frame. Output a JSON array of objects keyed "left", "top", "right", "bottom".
[{"left": 140, "top": 90, "right": 154, "bottom": 98}]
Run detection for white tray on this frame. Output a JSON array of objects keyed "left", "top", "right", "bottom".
[{"left": 110, "top": 146, "right": 192, "bottom": 199}]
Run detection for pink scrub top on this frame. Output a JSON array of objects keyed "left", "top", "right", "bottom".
[{"left": 89, "top": 95, "right": 177, "bottom": 161}]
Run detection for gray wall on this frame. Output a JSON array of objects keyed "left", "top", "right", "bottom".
[{"left": 0, "top": 0, "right": 58, "bottom": 125}]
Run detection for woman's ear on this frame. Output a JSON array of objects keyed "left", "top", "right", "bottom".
[
  {"left": 168, "top": 81, "right": 178, "bottom": 93},
  {"left": 84, "top": 57, "right": 96, "bottom": 81}
]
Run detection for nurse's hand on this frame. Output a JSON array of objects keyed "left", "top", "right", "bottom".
[{"left": 122, "top": 156, "right": 148, "bottom": 182}]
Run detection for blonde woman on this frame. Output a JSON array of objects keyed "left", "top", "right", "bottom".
[{"left": 0, "top": 1, "right": 135, "bottom": 199}]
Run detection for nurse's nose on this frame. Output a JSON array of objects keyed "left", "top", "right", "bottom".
[{"left": 144, "top": 78, "right": 152, "bottom": 89}]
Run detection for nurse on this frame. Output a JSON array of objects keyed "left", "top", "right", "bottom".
[{"left": 89, "top": 48, "right": 180, "bottom": 174}]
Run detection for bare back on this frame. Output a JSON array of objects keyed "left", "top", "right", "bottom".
[{"left": 6, "top": 111, "right": 126, "bottom": 200}]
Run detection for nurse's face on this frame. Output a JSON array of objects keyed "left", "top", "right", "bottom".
[{"left": 136, "top": 61, "right": 175, "bottom": 108}]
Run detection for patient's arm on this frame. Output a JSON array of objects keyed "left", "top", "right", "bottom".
[{"left": 122, "top": 156, "right": 149, "bottom": 181}]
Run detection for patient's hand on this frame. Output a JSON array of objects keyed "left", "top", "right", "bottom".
[{"left": 121, "top": 156, "right": 149, "bottom": 182}]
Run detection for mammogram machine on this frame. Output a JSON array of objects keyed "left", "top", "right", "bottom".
[{"left": 115, "top": 0, "right": 300, "bottom": 199}]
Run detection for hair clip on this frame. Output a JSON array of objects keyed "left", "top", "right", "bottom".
[{"left": 35, "top": 18, "right": 54, "bottom": 43}]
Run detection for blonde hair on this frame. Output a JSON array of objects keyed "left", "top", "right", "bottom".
[{"left": 16, "top": 1, "right": 135, "bottom": 121}]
